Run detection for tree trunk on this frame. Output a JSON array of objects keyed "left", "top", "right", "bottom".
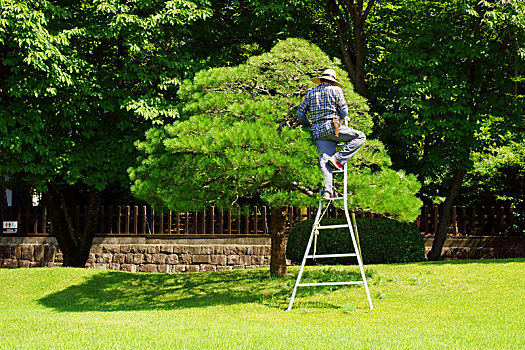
[
  {"left": 44, "top": 184, "right": 100, "bottom": 267},
  {"left": 336, "top": 15, "right": 367, "bottom": 96},
  {"left": 352, "top": 20, "right": 367, "bottom": 96},
  {"left": 331, "top": 0, "right": 375, "bottom": 97},
  {"left": 269, "top": 206, "right": 288, "bottom": 277},
  {"left": 427, "top": 168, "right": 466, "bottom": 261}
]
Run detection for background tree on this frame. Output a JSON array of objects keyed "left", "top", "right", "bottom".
[
  {"left": 129, "top": 38, "right": 422, "bottom": 277},
  {"left": 458, "top": 139, "right": 525, "bottom": 235},
  {"left": 368, "top": 0, "right": 525, "bottom": 259},
  {"left": 325, "top": 0, "right": 378, "bottom": 96},
  {"left": 0, "top": 0, "right": 211, "bottom": 266},
  {"left": 185, "top": 0, "right": 343, "bottom": 71}
]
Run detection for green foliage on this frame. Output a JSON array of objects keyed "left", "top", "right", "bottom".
[
  {"left": 0, "top": 0, "right": 211, "bottom": 191},
  {"left": 369, "top": 0, "right": 525, "bottom": 181},
  {"left": 130, "top": 38, "right": 422, "bottom": 221},
  {"left": 459, "top": 139, "right": 525, "bottom": 234},
  {"left": 287, "top": 217, "right": 425, "bottom": 265}
]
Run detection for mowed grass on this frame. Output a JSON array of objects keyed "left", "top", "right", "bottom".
[{"left": 0, "top": 259, "right": 523, "bottom": 349}]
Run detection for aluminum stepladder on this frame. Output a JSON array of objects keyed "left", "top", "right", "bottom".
[{"left": 286, "top": 152, "right": 374, "bottom": 311}]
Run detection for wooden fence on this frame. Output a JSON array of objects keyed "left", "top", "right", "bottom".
[
  {"left": 0, "top": 204, "right": 518, "bottom": 237},
  {"left": 419, "top": 204, "right": 516, "bottom": 236}
]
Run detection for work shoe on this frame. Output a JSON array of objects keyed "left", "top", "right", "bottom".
[
  {"left": 322, "top": 191, "right": 333, "bottom": 200},
  {"left": 328, "top": 156, "right": 344, "bottom": 171}
]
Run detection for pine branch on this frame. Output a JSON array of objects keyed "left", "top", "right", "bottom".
[{"left": 291, "top": 182, "right": 316, "bottom": 197}]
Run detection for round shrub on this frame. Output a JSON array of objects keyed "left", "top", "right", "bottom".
[{"left": 287, "top": 217, "right": 425, "bottom": 265}]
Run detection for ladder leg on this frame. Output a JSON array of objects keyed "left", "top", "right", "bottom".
[
  {"left": 343, "top": 163, "right": 374, "bottom": 310},
  {"left": 287, "top": 198, "right": 324, "bottom": 311},
  {"left": 344, "top": 209, "right": 374, "bottom": 310}
]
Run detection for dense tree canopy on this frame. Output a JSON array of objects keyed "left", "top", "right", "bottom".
[
  {"left": 0, "top": 0, "right": 211, "bottom": 266},
  {"left": 367, "top": 0, "right": 525, "bottom": 257},
  {"left": 459, "top": 139, "right": 525, "bottom": 234}
]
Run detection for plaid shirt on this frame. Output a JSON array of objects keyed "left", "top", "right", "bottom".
[{"left": 297, "top": 83, "right": 348, "bottom": 139}]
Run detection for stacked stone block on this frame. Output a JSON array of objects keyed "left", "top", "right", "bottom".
[{"left": 0, "top": 241, "right": 271, "bottom": 273}]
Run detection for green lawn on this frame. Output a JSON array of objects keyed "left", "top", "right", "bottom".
[{"left": 0, "top": 259, "right": 523, "bottom": 349}]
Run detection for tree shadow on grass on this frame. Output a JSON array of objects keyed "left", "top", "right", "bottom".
[{"left": 38, "top": 267, "right": 370, "bottom": 312}]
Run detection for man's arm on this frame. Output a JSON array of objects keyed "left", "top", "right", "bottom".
[
  {"left": 335, "top": 87, "right": 348, "bottom": 120},
  {"left": 297, "top": 110, "right": 311, "bottom": 126},
  {"left": 297, "top": 95, "right": 311, "bottom": 126}
]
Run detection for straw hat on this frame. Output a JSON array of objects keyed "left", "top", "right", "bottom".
[{"left": 311, "top": 69, "right": 343, "bottom": 88}]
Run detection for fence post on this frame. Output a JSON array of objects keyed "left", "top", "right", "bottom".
[
  {"left": 423, "top": 205, "right": 429, "bottom": 234},
  {"left": 117, "top": 206, "right": 121, "bottom": 234},
  {"left": 472, "top": 206, "right": 477, "bottom": 235},
  {"left": 253, "top": 206, "right": 258, "bottom": 234},
  {"left": 190, "top": 211, "right": 196, "bottom": 234},
  {"left": 159, "top": 209, "right": 164, "bottom": 235},
  {"left": 142, "top": 206, "right": 147, "bottom": 234},
  {"left": 202, "top": 208, "right": 206, "bottom": 235},
  {"left": 32, "top": 207, "right": 38, "bottom": 234},
  {"left": 432, "top": 205, "right": 439, "bottom": 234},
  {"left": 210, "top": 206, "right": 215, "bottom": 235},
  {"left": 461, "top": 206, "right": 467, "bottom": 235},
  {"left": 509, "top": 207, "right": 514, "bottom": 234},
  {"left": 452, "top": 206, "right": 457, "bottom": 235},
  {"left": 263, "top": 206, "right": 268, "bottom": 234},
  {"left": 126, "top": 206, "right": 131, "bottom": 234},
  {"left": 244, "top": 210, "right": 249, "bottom": 235},
  {"left": 499, "top": 207, "right": 505, "bottom": 235},
  {"left": 481, "top": 206, "right": 487, "bottom": 234},
  {"left": 227, "top": 209, "right": 232, "bottom": 235},
  {"left": 490, "top": 206, "right": 496, "bottom": 235},
  {"left": 168, "top": 210, "right": 173, "bottom": 235},
  {"left": 236, "top": 210, "right": 241, "bottom": 235},
  {"left": 289, "top": 206, "right": 294, "bottom": 228},
  {"left": 219, "top": 208, "right": 224, "bottom": 235},
  {"left": 151, "top": 207, "right": 156, "bottom": 234},
  {"left": 24, "top": 207, "right": 29, "bottom": 234},
  {"left": 108, "top": 206, "right": 113, "bottom": 234},
  {"left": 133, "top": 206, "right": 138, "bottom": 234}
]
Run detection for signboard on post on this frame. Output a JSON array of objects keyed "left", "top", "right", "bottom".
[{"left": 2, "top": 221, "right": 18, "bottom": 234}]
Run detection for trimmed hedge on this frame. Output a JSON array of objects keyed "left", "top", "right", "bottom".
[{"left": 287, "top": 217, "right": 425, "bottom": 265}]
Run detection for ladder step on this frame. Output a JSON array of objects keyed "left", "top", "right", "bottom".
[
  {"left": 306, "top": 253, "right": 357, "bottom": 259},
  {"left": 317, "top": 224, "right": 349, "bottom": 229},
  {"left": 298, "top": 281, "right": 364, "bottom": 287}
]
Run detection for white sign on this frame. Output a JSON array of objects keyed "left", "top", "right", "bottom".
[{"left": 2, "top": 221, "right": 17, "bottom": 233}]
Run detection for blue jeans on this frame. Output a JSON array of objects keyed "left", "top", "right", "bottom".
[{"left": 315, "top": 126, "right": 366, "bottom": 194}]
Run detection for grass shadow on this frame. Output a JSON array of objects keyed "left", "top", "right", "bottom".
[{"left": 38, "top": 266, "right": 370, "bottom": 312}]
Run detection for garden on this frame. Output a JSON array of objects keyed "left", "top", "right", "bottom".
[{"left": 1, "top": 1, "right": 524, "bottom": 348}]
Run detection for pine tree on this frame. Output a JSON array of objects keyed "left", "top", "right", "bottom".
[{"left": 129, "top": 38, "right": 422, "bottom": 276}]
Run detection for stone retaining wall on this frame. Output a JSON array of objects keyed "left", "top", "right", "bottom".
[
  {"left": 0, "top": 236, "right": 273, "bottom": 272},
  {"left": 1, "top": 235, "right": 523, "bottom": 272},
  {"left": 423, "top": 235, "right": 525, "bottom": 259}
]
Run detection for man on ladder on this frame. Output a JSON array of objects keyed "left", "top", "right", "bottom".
[
  {"left": 297, "top": 69, "right": 366, "bottom": 199},
  {"left": 289, "top": 68, "right": 373, "bottom": 311}
]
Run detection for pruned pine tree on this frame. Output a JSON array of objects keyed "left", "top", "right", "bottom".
[{"left": 130, "top": 38, "right": 422, "bottom": 276}]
